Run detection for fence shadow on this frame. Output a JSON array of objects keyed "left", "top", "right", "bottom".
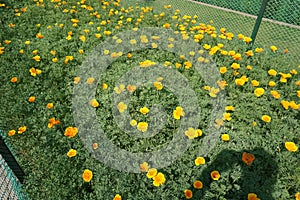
[{"left": 191, "top": 148, "right": 278, "bottom": 199}]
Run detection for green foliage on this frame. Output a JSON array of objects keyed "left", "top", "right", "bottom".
[{"left": 0, "top": 0, "right": 299, "bottom": 200}]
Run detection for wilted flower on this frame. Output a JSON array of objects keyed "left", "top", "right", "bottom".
[{"left": 242, "top": 152, "right": 255, "bottom": 165}]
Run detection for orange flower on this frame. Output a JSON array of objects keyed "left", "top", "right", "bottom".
[
  {"left": 113, "top": 194, "right": 122, "bottom": 200},
  {"left": 261, "top": 115, "right": 271, "bottom": 123},
  {"left": 242, "top": 152, "right": 255, "bottom": 165},
  {"left": 11, "top": 77, "right": 18, "bottom": 83},
  {"left": 90, "top": 99, "right": 99, "bottom": 108},
  {"left": 86, "top": 77, "right": 95, "bottom": 84},
  {"left": 46, "top": 103, "right": 54, "bottom": 109},
  {"left": 184, "top": 189, "right": 193, "bottom": 199},
  {"left": 248, "top": 193, "right": 260, "bottom": 200},
  {"left": 28, "top": 96, "right": 36, "bottom": 103},
  {"left": 64, "top": 127, "right": 78, "bottom": 138},
  {"left": 140, "top": 162, "right": 149, "bottom": 172},
  {"left": 8, "top": 130, "right": 16, "bottom": 137},
  {"left": 67, "top": 149, "right": 77, "bottom": 157},
  {"left": 153, "top": 172, "right": 166, "bottom": 186},
  {"left": 74, "top": 77, "right": 80, "bottom": 84},
  {"left": 285, "top": 142, "right": 298, "bottom": 152},
  {"left": 93, "top": 143, "right": 98, "bottom": 150},
  {"left": 295, "top": 192, "right": 300, "bottom": 200},
  {"left": 36, "top": 33, "right": 44, "bottom": 38},
  {"left": 193, "top": 180, "right": 203, "bottom": 189},
  {"left": 29, "top": 67, "right": 42, "bottom": 76},
  {"left": 146, "top": 168, "right": 157, "bottom": 178},
  {"left": 126, "top": 84, "right": 136, "bottom": 93},
  {"left": 18, "top": 126, "right": 27, "bottom": 134},
  {"left": 48, "top": 118, "right": 60, "bottom": 128},
  {"left": 210, "top": 170, "right": 220, "bottom": 180},
  {"left": 82, "top": 169, "right": 93, "bottom": 182}
]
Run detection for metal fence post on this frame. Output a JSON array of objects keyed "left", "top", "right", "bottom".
[{"left": 249, "top": 0, "right": 269, "bottom": 47}]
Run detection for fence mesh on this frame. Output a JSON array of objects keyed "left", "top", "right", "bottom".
[
  {"left": 0, "top": 131, "right": 28, "bottom": 200},
  {"left": 124, "top": 0, "right": 300, "bottom": 66}
]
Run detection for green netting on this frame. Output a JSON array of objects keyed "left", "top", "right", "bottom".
[
  {"left": 124, "top": 0, "right": 300, "bottom": 66},
  {"left": 0, "top": 131, "right": 29, "bottom": 200}
]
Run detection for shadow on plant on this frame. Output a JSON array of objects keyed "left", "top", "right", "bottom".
[{"left": 191, "top": 148, "right": 278, "bottom": 200}]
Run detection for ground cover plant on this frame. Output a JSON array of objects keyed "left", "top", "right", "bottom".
[{"left": 0, "top": 0, "right": 299, "bottom": 199}]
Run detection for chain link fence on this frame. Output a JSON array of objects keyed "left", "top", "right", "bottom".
[
  {"left": 125, "top": 0, "right": 300, "bottom": 66},
  {"left": 0, "top": 131, "right": 28, "bottom": 200}
]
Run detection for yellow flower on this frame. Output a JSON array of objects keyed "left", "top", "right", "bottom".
[
  {"left": 117, "top": 102, "right": 127, "bottom": 113},
  {"left": 243, "top": 37, "right": 252, "bottom": 43},
  {"left": 223, "top": 113, "right": 231, "bottom": 121},
  {"left": 18, "top": 126, "right": 27, "bottom": 134},
  {"left": 28, "top": 96, "right": 36, "bottom": 103},
  {"left": 235, "top": 78, "right": 245, "bottom": 86},
  {"left": 225, "top": 106, "right": 235, "bottom": 111},
  {"left": 86, "top": 77, "right": 95, "bottom": 84},
  {"left": 248, "top": 193, "right": 260, "bottom": 200},
  {"left": 153, "top": 172, "right": 166, "bottom": 187},
  {"left": 29, "top": 67, "right": 42, "bottom": 76},
  {"left": 281, "top": 100, "right": 290, "bottom": 110},
  {"left": 139, "top": 60, "right": 156, "bottom": 67},
  {"left": 261, "top": 115, "right": 271, "bottom": 123},
  {"left": 251, "top": 80, "right": 259, "bottom": 87},
  {"left": 221, "top": 134, "right": 230, "bottom": 141},
  {"left": 184, "top": 61, "right": 192, "bottom": 69},
  {"left": 102, "top": 83, "right": 108, "bottom": 90},
  {"left": 209, "top": 87, "right": 220, "bottom": 98},
  {"left": 33, "top": 55, "right": 41, "bottom": 62},
  {"left": 140, "top": 107, "right": 149, "bottom": 115},
  {"left": 255, "top": 48, "right": 263, "bottom": 53},
  {"left": 219, "top": 67, "right": 227, "bottom": 74},
  {"left": 146, "top": 168, "right": 157, "bottom": 178},
  {"left": 268, "top": 69, "right": 277, "bottom": 76},
  {"left": 295, "top": 192, "right": 300, "bottom": 200},
  {"left": 270, "top": 45, "right": 277, "bottom": 52},
  {"left": 173, "top": 106, "right": 184, "bottom": 120},
  {"left": 195, "top": 129, "right": 202, "bottom": 137},
  {"left": 245, "top": 50, "right": 253, "bottom": 57},
  {"left": 8, "top": 130, "right": 16, "bottom": 137},
  {"left": 153, "top": 81, "right": 163, "bottom": 90},
  {"left": 73, "top": 77, "right": 80, "bottom": 84},
  {"left": 130, "top": 120, "right": 137, "bottom": 127},
  {"left": 185, "top": 127, "right": 196, "bottom": 139},
  {"left": 64, "top": 127, "right": 78, "bottom": 138},
  {"left": 210, "top": 170, "right": 220, "bottom": 180},
  {"left": 113, "top": 194, "right": 122, "bottom": 200},
  {"left": 82, "top": 169, "right": 93, "bottom": 182},
  {"left": 195, "top": 157, "right": 205, "bottom": 166},
  {"left": 67, "top": 149, "right": 77, "bottom": 157},
  {"left": 254, "top": 88, "right": 265, "bottom": 97},
  {"left": 79, "top": 35, "right": 86, "bottom": 42},
  {"left": 217, "top": 80, "right": 227, "bottom": 90},
  {"left": 137, "top": 122, "right": 148, "bottom": 132},
  {"left": 268, "top": 81, "right": 276, "bottom": 87},
  {"left": 90, "top": 99, "right": 99, "bottom": 108},
  {"left": 231, "top": 63, "right": 240, "bottom": 70}
]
